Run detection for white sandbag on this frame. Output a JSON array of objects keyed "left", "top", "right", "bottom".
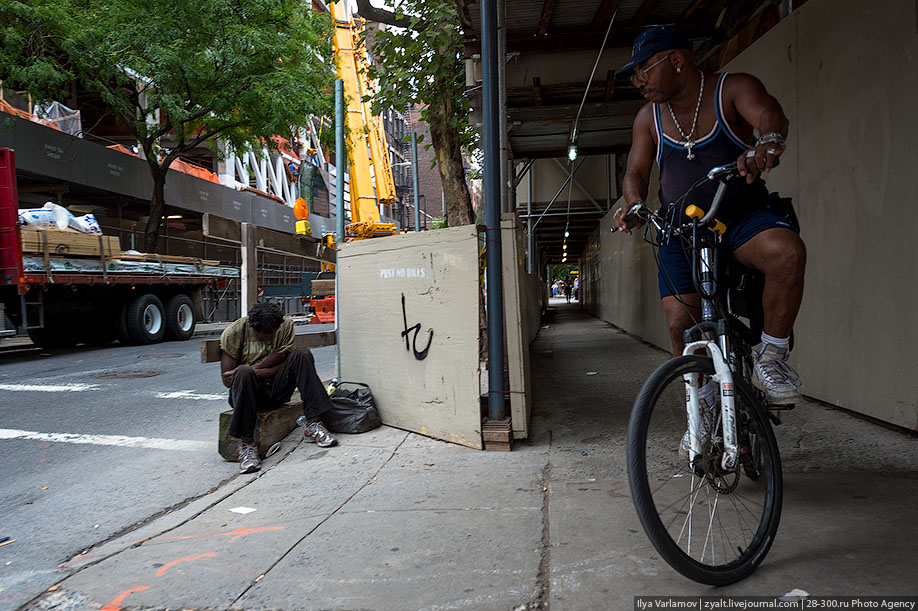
[{"left": 18, "top": 203, "right": 101, "bottom": 235}]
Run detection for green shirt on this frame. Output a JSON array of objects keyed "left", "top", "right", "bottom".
[{"left": 219, "top": 316, "right": 295, "bottom": 366}]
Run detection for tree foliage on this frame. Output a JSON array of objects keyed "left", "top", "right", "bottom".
[
  {"left": 1, "top": 0, "right": 334, "bottom": 251},
  {"left": 358, "top": 0, "right": 475, "bottom": 227}
]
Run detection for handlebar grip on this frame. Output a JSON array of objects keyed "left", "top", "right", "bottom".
[
  {"left": 711, "top": 220, "right": 727, "bottom": 236},
  {"left": 685, "top": 205, "right": 704, "bottom": 220}
]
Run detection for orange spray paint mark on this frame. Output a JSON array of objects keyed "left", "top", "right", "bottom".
[
  {"left": 156, "top": 552, "right": 217, "bottom": 577},
  {"left": 101, "top": 585, "right": 150, "bottom": 610},
  {"left": 156, "top": 525, "right": 284, "bottom": 543}
]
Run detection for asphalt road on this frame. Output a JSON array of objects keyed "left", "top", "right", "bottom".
[{"left": 0, "top": 335, "right": 337, "bottom": 610}]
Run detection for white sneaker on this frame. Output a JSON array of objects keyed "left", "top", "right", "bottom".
[
  {"left": 238, "top": 441, "right": 261, "bottom": 474},
  {"left": 753, "top": 343, "right": 802, "bottom": 405}
]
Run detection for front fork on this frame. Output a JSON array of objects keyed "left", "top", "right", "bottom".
[{"left": 682, "top": 339, "right": 738, "bottom": 471}]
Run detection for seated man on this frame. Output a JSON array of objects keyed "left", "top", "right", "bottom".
[{"left": 220, "top": 302, "right": 337, "bottom": 473}]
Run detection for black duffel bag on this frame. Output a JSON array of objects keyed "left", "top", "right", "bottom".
[{"left": 323, "top": 382, "right": 382, "bottom": 434}]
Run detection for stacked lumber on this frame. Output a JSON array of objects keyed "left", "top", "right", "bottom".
[
  {"left": 114, "top": 253, "right": 220, "bottom": 265},
  {"left": 310, "top": 279, "right": 335, "bottom": 296},
  {"left": 20, "top": 227, "right": 121, "bottom": 258}
]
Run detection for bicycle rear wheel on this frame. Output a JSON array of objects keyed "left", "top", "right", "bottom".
[{"left": 627, "top": 355, "right": 782, "bottom": 585}]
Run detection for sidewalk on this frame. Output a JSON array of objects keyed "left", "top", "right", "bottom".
[{"left": 25, "top": 301, "right": 918, "bottom": 610}]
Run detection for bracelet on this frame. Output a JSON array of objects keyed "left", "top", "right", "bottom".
[{"left": 756, "top": 132, "right": 785, "bottom": 148}]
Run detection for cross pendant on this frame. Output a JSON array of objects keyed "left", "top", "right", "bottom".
[{"left": 686, "top": 142, "right": 695, "bottom": 160}]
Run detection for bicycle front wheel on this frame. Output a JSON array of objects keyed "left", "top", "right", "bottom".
[{"left": 627, "top": 355, "right": 782, "bottom": 585}]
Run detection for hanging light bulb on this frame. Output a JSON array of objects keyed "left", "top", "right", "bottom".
[
  {"left": 567, "top": 144, "right": 578, "bottom": 161},
  {"left": 562, "top": 256, "right": 567, "bottom": 262},
  {"left": 564, "top": 230, "right": 569, "bottom": 238},
  {"left": 563, "top": 244, "right": 567, "bottom": 250}
]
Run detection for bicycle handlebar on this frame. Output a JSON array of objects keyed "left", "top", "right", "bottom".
[{"left": 612, "top": 157, "right": 780, "bottom": 233}]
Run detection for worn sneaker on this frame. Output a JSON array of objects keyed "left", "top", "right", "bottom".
[
  {"left": 679, "top": 391, "right": 715, "bottom": 461},
  {"left": 753, "top": 343, "right": 802, "bottom": 405},
  {"left": 303, "top": 420, "right": 338, "bottom": 448},
  {"left": 238, "top": 441, "right": 261, "bottom": 474}
]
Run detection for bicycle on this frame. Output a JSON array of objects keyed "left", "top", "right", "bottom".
[{"left": 615, "top": 162, "right": 793, "bottom": 585}]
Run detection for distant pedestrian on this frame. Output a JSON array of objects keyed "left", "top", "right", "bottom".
[
  {"left": 563, "top": 282, "right": 572, "bottom": 303},
  {"left": 219, "top": 302, "right": 337, "bottom": 473}
]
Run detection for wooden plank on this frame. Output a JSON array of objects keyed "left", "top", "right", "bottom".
[
  {"left": 538, "top": 0, "right": 555, "bottom": 36},
  {"left": 338, "top": 227, "right": 484, "bottom": 449},
  {"left": 112, "top": 253, "right": 220, "bottom": 265},
  {"left": 218, "top": 392, "right": 303, "bottom": 460},
  {"left": 20, "top": 228, "right": 121, "bottom": 258},
  {"left": 201, "top": 330, "right": 337, "bottom": 363},
  {"left": 310, "top": 279, "right": 335, "bottom": 296},
  {"left": 202, "top": 213, "right": 335, "bottom": 264},
  {"left": 591, "top": 0, "right": 618, "bottom": 32}
]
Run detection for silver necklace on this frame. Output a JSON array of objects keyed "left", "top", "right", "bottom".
[{"left": 666, "top": 70, "right": 705, "bottom": 160}]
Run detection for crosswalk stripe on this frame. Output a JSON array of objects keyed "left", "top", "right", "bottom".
[
  {"left": 155, "top": 391, "right": 226, "bottom": 400},
  {"left": 0, "top": 428, "right": 211, "bottom": 451},
  {"left": 0, "top": 383, "right": 100, "bottom": 392}
]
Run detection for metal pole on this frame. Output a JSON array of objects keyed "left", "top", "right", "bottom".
[
  {"left": 527, "top": 165, "right": 534, "bottom": 274},
  {"left": 334, "top": 78, "right": 345, "bottom": 381},
  {"left": 482, "top": 0, "right": 505, "bottom": 421},
  {"left": 411, "top": 132, "right": 420, "bottom": 232}
]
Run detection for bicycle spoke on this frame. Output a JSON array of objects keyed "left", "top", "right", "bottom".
[{"left": 628, "top": 356, "right": 782, "bottom": 584}]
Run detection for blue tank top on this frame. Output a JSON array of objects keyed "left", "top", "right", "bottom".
[{"left": 653, "top": 73, "right": 768, "bottom": 223}]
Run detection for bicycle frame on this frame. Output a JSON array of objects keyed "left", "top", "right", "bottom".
[{"left": 680, "top": 226, "right": 740, "bottom": 470}]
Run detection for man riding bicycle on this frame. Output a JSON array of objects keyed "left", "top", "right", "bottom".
[{"left": 612, "top": 25, "right": 806, "bottom": 405}]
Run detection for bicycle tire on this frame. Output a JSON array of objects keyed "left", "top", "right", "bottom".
[{"left": 627, "top": 355, "right": 782, "bottom": 585}]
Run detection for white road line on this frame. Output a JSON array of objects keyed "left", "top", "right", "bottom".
[
  {"left": 0, "top": 383, "right": 100, "bottom": 392},
  {"left": 0, "top": 428, "right": 210, "bottom": 452},
  {"left": 155, "top": 391, "right": 226, "bottom": 401}
]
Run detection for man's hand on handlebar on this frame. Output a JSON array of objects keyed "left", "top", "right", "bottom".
[
  {"left": 613, "top": 203, "right": 645, "bottom": 235},
  {"left": 737, "top": 142, "right": 784, "bottom": 184}
]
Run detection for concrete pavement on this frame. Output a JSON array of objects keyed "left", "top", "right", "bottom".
[{"left": 18, "top": 300, "right": 918, "bottom": 610}]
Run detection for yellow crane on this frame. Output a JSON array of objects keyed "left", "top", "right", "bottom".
[{"left": 330, "top": 0, "right": 397, "bottom": 241}]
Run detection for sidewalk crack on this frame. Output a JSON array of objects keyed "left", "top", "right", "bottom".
[{"left": 230, "top": 431, "right": 411, "bottom": 606}]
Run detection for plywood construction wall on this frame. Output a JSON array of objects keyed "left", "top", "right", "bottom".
[
  {"left": 337, "top": 226, "right": 484, "bottom": 449},
  {"left": 582, "top": 0, "right": 918, "bottom": 430}
]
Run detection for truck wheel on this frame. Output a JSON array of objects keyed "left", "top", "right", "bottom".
[
  {"left": 27, "top": 325, "right": 78, "bottom": 349},
  {"left": 126, "top": 294, "right": 165, "bottom": 344},
  {"left": 164, "top": 294, "right": 196, "bottom": 340},
  {"left": 114, "top": 301, "right": 132, "bottom": 345}
]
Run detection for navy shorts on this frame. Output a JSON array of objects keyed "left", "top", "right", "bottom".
[{"left": 656, "top": 206, "right": 799, "bottom": 298}]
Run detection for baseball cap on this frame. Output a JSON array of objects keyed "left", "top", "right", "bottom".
[{"left": 614, "top": 25, "right": 692, "bottom": 80}]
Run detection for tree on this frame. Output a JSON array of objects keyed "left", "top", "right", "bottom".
[
  {"left": 356, "top": 0, "right": 476, "bottom": 227},
  {"left": 1, "top": 0, "right": 334, "bottom": 252}
]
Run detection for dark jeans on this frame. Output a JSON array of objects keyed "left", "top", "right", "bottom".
[{"left": 228, "top": 348, "right": 333, "bottom": 440}]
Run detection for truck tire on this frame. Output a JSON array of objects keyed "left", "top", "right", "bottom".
[
  {"left": 114, "top": 301, "right": 132, "bottom": 345},
  {"left": 164, "top": 294, "right": 196, "bottom": 341},
  {"left": 126, "top": 293, "right": 165, "bottom": 344},
  {"left": 27, "top": 325, "right": 78, "bottom": 349}
]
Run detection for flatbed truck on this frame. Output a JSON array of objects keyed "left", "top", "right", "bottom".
[{"left": 0, "top": 147, "right": 239, "bottom": 348}]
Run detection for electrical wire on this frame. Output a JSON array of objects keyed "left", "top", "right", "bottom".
[{"left": 569, "top": 0, "right": 625, "bottom": 147}]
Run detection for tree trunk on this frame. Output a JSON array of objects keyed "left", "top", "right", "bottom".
[
  {"left": 144, "top": 163, "right": 166, "bottom": 253},
  {"left": 428, "top": 103, "right": 474, "bottom": 227}
]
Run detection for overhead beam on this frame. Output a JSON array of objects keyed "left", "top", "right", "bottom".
[
  {"left": 532, "top": 77, "right": 543, "bottom": 106},
  {"left": 203, "top": 213, "right": 335, "bottom": 264},
  {"left": 538, "top": 0, "right": 556, "bottom": 36},
  {"left": 630, "top": 0, "right": 660, "bottom": 29},
  {"left": 603, "top": 69, "right": 616, "bottom": 102},
  {"left": 590, "top": 0, "right": 618, "bottom": 32},
  {"left": 679, "top": 0, "right": 710, "bottom": 22},
  {"left": 507, "top": 99, "right": 644, "bottom": 123},
  {"left": 465, "top": 24, "right": 712, "bottom": 56}
]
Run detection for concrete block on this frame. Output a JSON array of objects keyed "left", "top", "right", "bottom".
[{"left": 218, "top": 392, "right": 302, "bottom": 460}]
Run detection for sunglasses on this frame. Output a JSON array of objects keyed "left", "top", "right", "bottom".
[{"left": 630, "top": 53, "right": 673, "bottom": 87}]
